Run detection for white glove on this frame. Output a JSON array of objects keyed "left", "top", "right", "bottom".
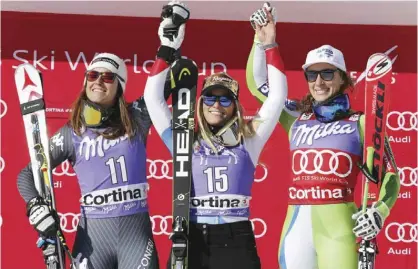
[
  {"left": 250, "top": 2, "right": 277, "bottom": 30},
  {"left": 27, "top": 197, "right": 58, "bottom": 237},
  {"left": 352, "top": 202, "right": 388, "bottom": 240},
  {"left": 158, "top": 17, "right": 186, "bottom": 50},
  {"left": 161, "top": 1, "right": 190, "bottom": 26}
]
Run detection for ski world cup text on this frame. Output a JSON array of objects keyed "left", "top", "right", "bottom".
[{"left": 12, "top": 50, "right": 226, "bottom": 76}]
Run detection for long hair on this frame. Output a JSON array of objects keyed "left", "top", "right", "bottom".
[
  {"left": 297, "top": 69, "right": 355, "bottom": 113},
  {"left": 70, "top": 83, "right": 136, "bottom": 140},
  {"left": 196, "top": 96, "right": 255, "bottom": 154}
]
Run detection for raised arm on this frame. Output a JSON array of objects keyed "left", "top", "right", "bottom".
[
  {"left": 143, "top": 3, "right": 189, "bottom": 155},
  {"left": 246, "top": 5, "right": 300, "bottom": 134},
  {"left": 245, "top": 5, "right": 288, "bottom": 165},
  {"left": 144, "top": 60, "right": 173, "bottom": 154}
]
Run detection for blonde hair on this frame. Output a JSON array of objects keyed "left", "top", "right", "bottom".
[{"left": 196, "top": 96, "right": 254, "bottom": 154}]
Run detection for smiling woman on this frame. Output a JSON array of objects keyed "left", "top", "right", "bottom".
[
  {"left": 298, "top": 45, "right": 355, "bottom": 118},
  {"left": 17, "top": 52, "right": 165, "bottom": 268},
  {"left": 85, "top": 69, "right": 121, "bottom": 106},
  {"left": 69, "top": 53, "right": 136, "bottom": 139},
  {"left": 144, "top": 2, "right": 288, "bottom": 268},
  {"left": 246, "top": 34, "right": 401, "bottom": 269}
]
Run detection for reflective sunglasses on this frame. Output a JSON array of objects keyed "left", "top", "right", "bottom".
[
  {"left": 304, "top": 69, "right": 338, "bottom": 82},
  {"left": 85, "top": 71, "right": 125, "bottom": 84},
  {"left": 202, "top": 95, "right": 233, "bottom": 107}
]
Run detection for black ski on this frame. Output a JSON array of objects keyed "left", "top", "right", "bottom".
[{"left": 169, "top": 58, "right": 198, "bottom": 269}]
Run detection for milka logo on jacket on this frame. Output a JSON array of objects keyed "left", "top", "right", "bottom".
[
  {"left": 79, "top": 134, "right": 128, "bottom": 160},
  {"left": 292, "top": 121, "right": 355, "bottom": 146}
]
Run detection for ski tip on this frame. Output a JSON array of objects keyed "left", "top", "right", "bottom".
[
  {"left": 15, "top": 63, "right": 44, "bottom": 103},
  {"left": 14, "top": 62, "right": 39, "bottom": 74},
  {"left": 367, "top": 52, "right": 390, "bottom": 62},
  {"left": 391, "top": 55, "right": 398, "bottom": 65},
  {"left": 365, "top": 53, "right": 392, "bottom": 82},
  {"left": 384, "top": 45, "right": 398, "bottom": 55}
]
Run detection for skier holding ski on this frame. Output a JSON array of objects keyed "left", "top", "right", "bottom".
[
  {"left": 17, "top": 53, "right": 165, "bottom": 269},
  {"left": 247, "top": 4, "right": 401, "bottom": 269},
  {"left": 144, "top": 2, "right": 287, "bottom": 269}
]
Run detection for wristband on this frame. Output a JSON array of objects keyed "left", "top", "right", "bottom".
[{"left": 261, "top": 42, "right": 279, "bottom": 50}]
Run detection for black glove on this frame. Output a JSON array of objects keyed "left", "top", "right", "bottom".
[{"left": 27, "top": 197, "right": 59, "bottom": 237}]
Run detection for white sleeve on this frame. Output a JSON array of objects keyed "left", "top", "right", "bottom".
[
  {"left": 143, "top": 59, "right": 174, "bottom": 155},
  {"left": 245, "top": 46, "right": 288, "bottom": 166},
  {"left": 252, "top": 44, "right": 269, "bottom": 88}
]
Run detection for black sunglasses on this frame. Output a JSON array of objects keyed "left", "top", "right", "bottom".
[{"left": 304, "top": 69, "right": 338, "bottom": 82}]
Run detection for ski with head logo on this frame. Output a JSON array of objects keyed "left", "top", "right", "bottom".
[
  {"left": 15, "top": 63, "right": 75, "bottom": 269},
  {"left": 357, "top": 53, "right": 393, "bottom": 269},
  {"left": 169, "top": 58, "right": 198, "bottom": 269}
]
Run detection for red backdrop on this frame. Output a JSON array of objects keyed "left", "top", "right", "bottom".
[{"left": 1, "top": 11, "right": 417, "bottom": 269}]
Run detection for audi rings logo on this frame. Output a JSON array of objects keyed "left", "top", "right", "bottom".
[
  {"left": 254, "top": 163, "right": 268, "bottom": 182},
  {"left": 147, "top": 159, "right": 173, "bottom": 179},
  {"left": 0, "top": 99, "right": 7, "bottom": 119},
  {"left": 385, "top": 222, "right": 418, "bottom": 243},
  {"left": 0, "top": 156, "right": 5, "bottom": 174},
  {"left": 151, "top": 215, "right": 173, "bottom": 235},
  {"left": 251, "top": 218, "right": 267, "bottom": 238},
  {"left": 147, "top": 159, "right": 268, "bottom": 183},
  {"left": 387, "top": 111, "right": 418, "bottom": 131},
  {"left": 293, "top": 149, "right": 352, "bottom": 178},
  {"left": 58, "top": 212, "right": 80, "bottom": 233},
  {"left": 150, "top": 215, "right": 267, "bottom": 238},
  {"left": 53, "top": 160, "right": 76, "bottom": 177},
  {"left": 398, "top": 167, "right": 418, "bottom": 187}
]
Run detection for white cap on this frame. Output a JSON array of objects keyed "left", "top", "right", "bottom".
[
  {"left": 87, "top": 53, "right": 128, "bottom": 92},
  {"left": 302, "top": 45, "right": 347, "bottom": 72}
]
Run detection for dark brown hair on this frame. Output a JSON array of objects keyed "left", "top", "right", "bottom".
[
  {"left": 70, "top": 84, "right": 136, "bottom": 140},
  {"left": 297, "top": 70, "right": 355, "bottom": 113}
]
